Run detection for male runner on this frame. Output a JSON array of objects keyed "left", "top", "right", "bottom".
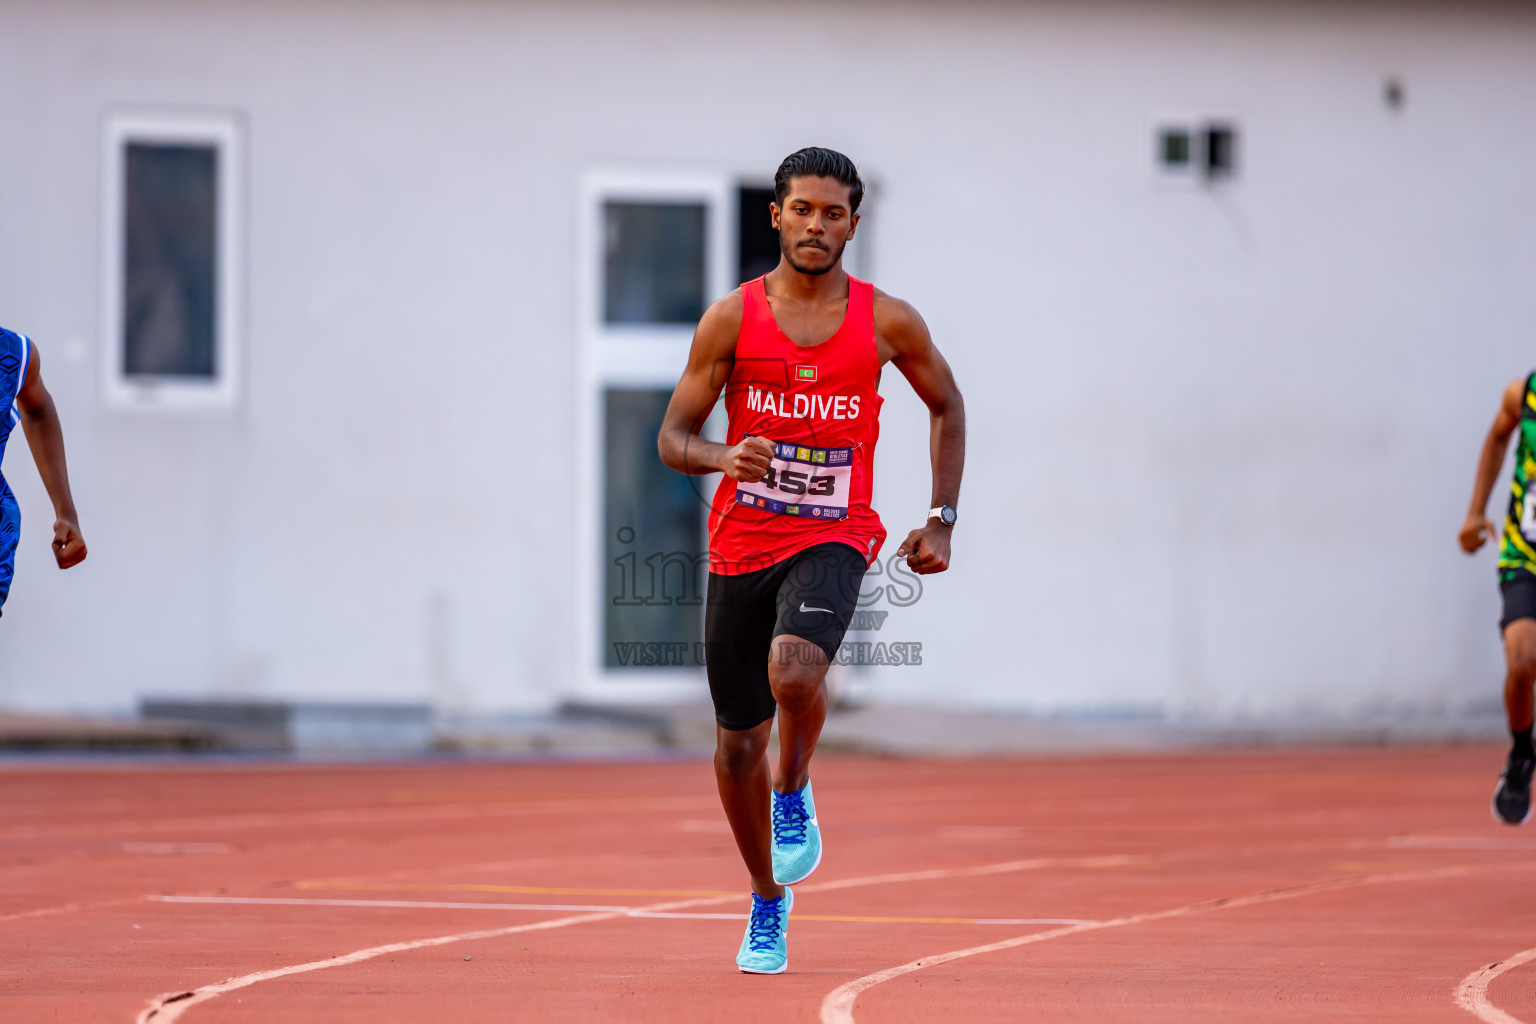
[
  {"left": 658, "top": 147, "right": 965, "bottom": 973},
  {"left": 0, "top": 327, "right": 87, "bottom": 619},
  {"left": 1461, "top": 372, "right": 1536, "bottom": 823}
]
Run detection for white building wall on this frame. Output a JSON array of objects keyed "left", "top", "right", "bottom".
[{"left": 0, "top": 0, "right": 1533, "bottom": 717}]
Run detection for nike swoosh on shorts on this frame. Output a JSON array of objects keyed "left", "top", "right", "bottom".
[{"left": 799, "top": 602, "right": 834, "bottom": 614}]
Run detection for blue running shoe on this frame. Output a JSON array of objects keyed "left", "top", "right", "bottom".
[
  {"left": 771, "top": 781, "right": 822, "bottom": 885},
  {"left": 736, "top": 887, "right": 793, "bottom": 974}
]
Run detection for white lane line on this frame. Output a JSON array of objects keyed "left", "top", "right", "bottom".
[
  {"left": 625, "top": 913, "right": 1099, "bottom": 925},
  {"left": 1456, "top": 946, "right": 1536, "bottom": 1024},
  {"left": 122, "top": 843, "right": 231, "bottom": 855},
  {"left": 150, "top": 897, "right": 1102, "bottom": 926},
  {"left": 135, "top": 905, "right": 638, "bottom": 1024},
  {"left": 0, "top": 896, "right": 144, "bottom": 924},
  {"left": 819, "top": 864, "right": 1478, "bottom": 1024},
  {"left": 1390, "top": 836, "right": 1536, "bottom": 851},
  {"left": 152, "top": 896, "right": 634, "bottom": 913},
  {"left": 937, "top": 826, "right": 1028, "bottom": 840},
  {"left": 133, "top": 852, "right": 1143, "bottom": 1023}
]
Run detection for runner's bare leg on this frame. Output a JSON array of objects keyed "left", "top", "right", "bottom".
[
  {"left": 1504, "top": 619, "right": 1536, "bottom": 732},
  {"left": 769, "top": 633, "right": 829, "bottom": 793},
  {"left": 714, "top": 720, "right": 783, "bottom": 899}
]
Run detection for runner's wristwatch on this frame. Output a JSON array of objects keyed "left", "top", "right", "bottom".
[{"left": 929, "top": 505, "right": 957, "bottom": 526}]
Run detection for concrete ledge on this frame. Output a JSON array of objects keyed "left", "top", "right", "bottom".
[
  {"left": 140, "top": 699, "right": 435, "bottom": 753},
  {"left": 1, "top": 700, "right": 1505, "bottom": 759},
  {"left": 817, "top": 704, "right": 1509, "bottom": 756},
  {"left": 0, "top": 712, "right": 217, "bottom": 751}
]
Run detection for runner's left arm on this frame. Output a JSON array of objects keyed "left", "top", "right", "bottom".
[
  {"left": 876, "top": 293, "right": 965, "bottom": 575},
  {"left": 1461, "top": 377, "right": 1526, "bottom": 554},
  {"left": 14, "top": 342, "right": 87, "bottom": 569}
]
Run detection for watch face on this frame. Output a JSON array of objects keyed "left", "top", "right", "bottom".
[{"left": 941, "top": 506, "right": 957, "bottom": 525}]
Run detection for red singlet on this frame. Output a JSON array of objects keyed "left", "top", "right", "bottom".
[{"left": 708, "top": 274, "right": 886, "bottom": 575}]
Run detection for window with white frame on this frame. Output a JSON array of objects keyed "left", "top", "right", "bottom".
[
  {"left": 574, "top": 173, "right": 731, "bottom": 700},
  {"left": 103, "top": 111, "right": 243, "bottom": 408}
]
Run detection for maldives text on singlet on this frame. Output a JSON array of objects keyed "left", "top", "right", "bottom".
[{"left": 708, "top": 276, "right": 887, "bottom": 575}]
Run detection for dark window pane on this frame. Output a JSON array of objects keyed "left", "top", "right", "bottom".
[
  {"left": 124, "top": 144, "right": 217, "bottom": 377},
  {"left": 738, "top": 186, "right": 780, "bottom": 285},
  {"left": 604, "top": 388, "right": 705, "bottom": 669},
  {"left": 603, "top": 202, "right": 705, "bottom": 325},
  {"left": 1159, "top": 128, "right": 1191, "bottom": 168}
]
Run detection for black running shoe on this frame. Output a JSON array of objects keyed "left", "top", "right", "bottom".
[{"left": 1492, "top": 749, "right": 1535, "bottom": 825}]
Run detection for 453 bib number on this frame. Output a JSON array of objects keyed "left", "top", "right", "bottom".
[{"left": 735, "top": 439, "right": 854, "bottom": 521}]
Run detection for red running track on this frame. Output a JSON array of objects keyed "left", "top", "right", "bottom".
[{"left": 2, "top": 747, "right": 1535, "bottom": 1023}]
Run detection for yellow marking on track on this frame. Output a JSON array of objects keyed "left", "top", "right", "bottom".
[
  {"left": 791, "top": 914, "right": 1089, "bottom": 925},
  {"left": 295, "top": 881, "right": 737, "bottom": 898},
  {"left": 385, "top": 790, "right": 580, "bottom": 804},
  {"left": 796, "top": 914, "right": 980, "bottom": 924},
  {"left": 1330, "top": 860, "right": 1402, "bottom": 871}
]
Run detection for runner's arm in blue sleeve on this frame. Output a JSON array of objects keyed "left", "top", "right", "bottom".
[{"left": 15, "top": 342, "right": 86, "bottom": 569}]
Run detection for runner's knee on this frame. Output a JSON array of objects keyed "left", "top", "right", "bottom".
[
  {"left": 1512, "top": 649, "right": 1536, "bottom": 687},
  {"left": 1508, "top": 621, "right": 1536, "bottom": 684},
  {"left": 768, "top": 636, "right": 827, "bottom": 709},
  {"left": 715, "top": 723, "right": 769, "bottom": 778}
]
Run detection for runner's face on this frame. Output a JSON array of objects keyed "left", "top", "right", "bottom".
[{"left": 771, "top": 177, "right": 859, "bottom": 276}]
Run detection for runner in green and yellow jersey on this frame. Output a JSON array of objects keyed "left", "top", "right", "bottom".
[{"left": 1461, "top": 372, "right": 1536, "bottom": 824}]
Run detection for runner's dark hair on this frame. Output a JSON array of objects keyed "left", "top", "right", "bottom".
[{"left": 774, "top": 147, "right": 864, "bottom": 213}]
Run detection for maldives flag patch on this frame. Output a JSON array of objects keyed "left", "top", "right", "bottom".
[{"left": 795, "top": 365, "right": 817, "bottom": 382}]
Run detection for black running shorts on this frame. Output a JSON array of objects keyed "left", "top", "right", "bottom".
[
  {"left": 1502, "top": 571, "right": 1536, "bottom": 631},
  {"left": 704, "top": 541, "right": 869, "bottom": 731}
]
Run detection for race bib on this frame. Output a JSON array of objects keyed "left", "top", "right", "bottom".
[
  {"left": 735, "top": 439, "right": 854, "bottom": 521},
  {"left": 1523, "top": 489, "right": 1536, "bottom": 542}
]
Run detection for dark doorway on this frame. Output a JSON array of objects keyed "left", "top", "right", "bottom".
[{"left": 738, "top": 186, "right": 780, "bottom": 286}]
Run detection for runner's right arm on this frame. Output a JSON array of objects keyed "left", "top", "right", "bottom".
[
  {"left": 1461, "top": 376, "right": 1526, "bottom": 554},
  {"left": 14, "top": 341, "right": 87, "bottom": 569},
  {"left": 658, "top": 291, "right": 774, "bottom": 482}
]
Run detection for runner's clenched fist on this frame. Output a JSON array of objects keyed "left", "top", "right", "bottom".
[
  {"left": 723, "top": 436, "right": 775, "bottom": 482},
  {"left": 896, "top": 523, "right": 951, "bottom": 574}
]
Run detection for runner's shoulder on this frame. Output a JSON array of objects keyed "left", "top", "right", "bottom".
[
  {"left": 1505, "top": 375, "right": 1532, "bottom": 417},
  {"left": 696, "top": 288, "right": 746, "bottom": 350},
  {"left": 871, "top": 287, "right": 930, "bottom": 349}
]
